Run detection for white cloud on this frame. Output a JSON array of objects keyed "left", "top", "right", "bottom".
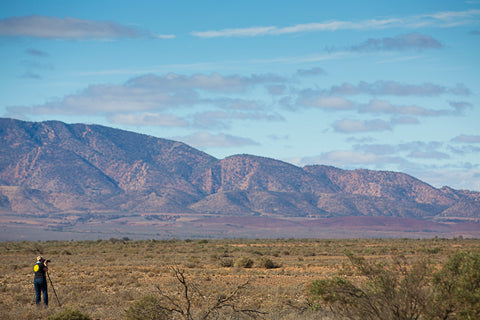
[
  {"left": 360, "top": 99, "right": 453, "bottom": 116},
  {"left": 191, "top": 9, "right": 480, "bottom": 38},
  {"left": 7, "top": 83, "right": 198, "bottom": 115},
  {"left": 176, "top": 132, "right": 259, "bottom": 149},
  {"left": 296, "top": 67, "right": 327, "bottom": 77},
  {"left": 205, "top": 98, "right": 264, "bottom": 110},
  {"left": 7, "top": 72, "right": 285, "bottom": 117},
  {"left": 298, "top": 150, "right": 393, "bottom": 167},
  {"left": 192, "top": 110, "right": 284, "bottom": 129},
  {"left": 350, "top": 33, "right": 442, "bottom": 51},
  {"left": 414, "top": 169, "right": 480, "bottom": 191},
  {"left": 300, "top": 96, "right": 355, "bottom": 110},
  {"left": 390, "top": 116, "right": 420, "bottom": 125},
  {"left": 108, "top": 113, "right": 188, "bottom": 127},
  {"left": 408, "top": 151, "right": 450, "bottom": 159},
  {"left": 452, "top": 134, "right": 480, "bottom": 143},
  {"left": 297, "top": 139, "right": 480, "bottom": 191},
  {"left": 418, "top": 9, "right": 480, "bottom": 27},
  {"left": 127, "top": 73, "right": 284, "bottom": 93},
  {"left": 267, "top": 85, "right": 287, "bottom": 95},
  {"left": 191, "top": 26, "right": 277, "bottom": 38},
  {"left": 333, "top": 118, "right": 392, "bottom": 133},
  {"left": 328, "top": 81, "right": 470, "bottom": 96},
  {"left": 0, "top": 15, "right": 172, "bottom": 40},
  {"left": 191, "top": 19, "right": 400, "bottom": 38}
]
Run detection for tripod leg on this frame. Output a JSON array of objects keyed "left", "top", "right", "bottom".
[{"left": 47, "top": 271, "right": 61, "bottom": 307}]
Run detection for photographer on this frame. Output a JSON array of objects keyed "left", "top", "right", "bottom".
[{"left": 33, "top": 256, "right": 49, "bottom": 306}]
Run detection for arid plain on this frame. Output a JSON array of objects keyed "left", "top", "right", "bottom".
[{"left": 1, "top": 237, "right": 478, "bottom": 319}]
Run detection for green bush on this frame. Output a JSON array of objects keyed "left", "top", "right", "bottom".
[
  {"left": 46, "top": 307, "right": 92, "bottom": 320},
  {"left": 429, "top": 251, "right": 480, "bottom": 320},
  {"left": 309, "top": 251, "right": 431, "bottom": 320},
  {"left": 125, "top": 295, "right": 169, "bottom": 320}
]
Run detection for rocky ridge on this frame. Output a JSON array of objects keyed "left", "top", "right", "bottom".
[{"left": 1, "top": 118, "right": 479, "bottom": 223}]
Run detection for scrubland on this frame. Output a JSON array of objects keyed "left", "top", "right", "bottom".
[{"left": 1, "top": 237, "right": 478, "bottom": 319}]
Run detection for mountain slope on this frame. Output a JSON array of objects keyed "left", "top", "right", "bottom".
[
  {"left": 0, "top": 118, "right": 216, "bottom": 213},
  {"left": 1, "top": 118, "right": 479, "bottom": 222}
]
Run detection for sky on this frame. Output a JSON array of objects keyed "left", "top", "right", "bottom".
[{"left": 1, "top": 1, "right": 479, "bottom": 191}]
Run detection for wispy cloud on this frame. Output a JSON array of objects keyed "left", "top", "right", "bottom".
[
  {"left": 20, "top": 72, "right": 42, "bottom": 80},
  {"left": 350, "top": 33, "right": 443, "bottom": 52},
  {"left": 299, "top": 95, "right": 355, "bottom": 110},
  {"left": 294, "top": 80, "right": 471, "bottom": 124},
  {"left": 191, "top": 9, "right": 480, "bottom": 38},
  {"left": 26, "top": 48, "right": 49, "bottom": 57},
  {"left": 176, "top": 132, "right": 259, "bottom": 149},
  {"left": 192, "top": 110, "right": 283, "bottom": 129},
  {"left": 326, "top": 81, "right": 470, "bottom": 96},
  {"left": 6, "top": 72, "right": 285, "bottom": 129},
  {"left": 408, "top": 150, "right": 450, "bottom": 159},
  {"left": 417, "top": 9, "right": 480, "bottom": 27},
  {"left": 298, "top": 150, "right": 396, "bottom": 167},
  {"left": 107, "top": 112, "right": 188, "bottom": 127},
  {"left": 126, "top": 73, "right": 284, "bottom": 93},
  {"left": 7, "top": 72, "right": 284, "bottom": 116},
  {"left": 299, "top": 140, "right": 467, "bottom": 166},
  {"left": 452, "top": 134, "right": 480, "bottom": 143},
  {"left": 191, "top": 19, "right": 400, "bottom": 38},
  {"left": 0, "top": 15, "right": 174, "bottom": 40},
  {"left": 333, "top": 118, "right": 392, "bottom": 133},
  {"left": 359, "top": 99, "right": 468, "bottom": 116},
  {"left": 296, "top": 67, "right": 327, "bottom": 77}
]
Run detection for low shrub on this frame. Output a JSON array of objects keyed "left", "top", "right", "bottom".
[
  {"left": 219, "top": 258, "right": 234, "bottom": 267},
  {"left": 125, "top": 295, "right": 169, "bottom": 320},
  {"left": 258, "top": 257, "right": 281, "bottom": 269},
  {"left": 235, "top": 256, "right": 254, "bottom": 268},
  {"left": 46, "top": 307, "right": 92, "bottom": 320}
]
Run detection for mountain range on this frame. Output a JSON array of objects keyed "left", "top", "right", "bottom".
[{"left": 1, "top": 118, "right": 479, "bottom": 240}]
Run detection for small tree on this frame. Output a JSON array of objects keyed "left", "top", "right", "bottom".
[
  {"left": 154, "top": 266, "right": 266, "bottom": 320},
  {"left": 309, "top": 250, "right": 432, "bottom": 320},
  {"left": 428, "top": 251, "right": 480, "bottom": 320}
]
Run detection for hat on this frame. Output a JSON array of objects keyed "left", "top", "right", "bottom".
[{"left": 37, "top": 256, "right": 44, "bottom": 261}]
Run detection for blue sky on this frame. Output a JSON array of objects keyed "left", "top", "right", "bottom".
[{"left": 1, "top": 0, "right": 479, "bottom": 191}]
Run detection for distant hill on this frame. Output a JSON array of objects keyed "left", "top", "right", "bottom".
[{"left": 1, "top": 118, "right": 479, "bottom": 239}]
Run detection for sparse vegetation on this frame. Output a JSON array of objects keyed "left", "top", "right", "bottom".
[
  {"left": 125, "top": 295, "right": 169, "bottom": 320},
  {"left": 308, "top": 249, "right": 480, "bottom": 320},
  {"left": 46, "top": 307, "right": 92, "bottom": 320},
  {"left": 235, "top": 256, "right": 254, "bottom": 268},
  {"left": 0, "top": 238, "right": 479, "bottom": 319}
]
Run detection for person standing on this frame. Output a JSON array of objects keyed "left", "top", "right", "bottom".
[{"left": 33, "top": 256, "right": 48, "bottom": 306}]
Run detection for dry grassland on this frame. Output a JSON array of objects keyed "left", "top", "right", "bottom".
[{"left": 1, "top": 237, "right": 479, "bottom": 319}]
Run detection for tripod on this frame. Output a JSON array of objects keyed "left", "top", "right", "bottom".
[{"left": 47, "top": 271, "right": 62, "bottom": 307}]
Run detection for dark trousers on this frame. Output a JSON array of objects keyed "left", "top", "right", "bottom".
[{"left": 34, "top": 278, "right": 48, "bottom": 306}]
